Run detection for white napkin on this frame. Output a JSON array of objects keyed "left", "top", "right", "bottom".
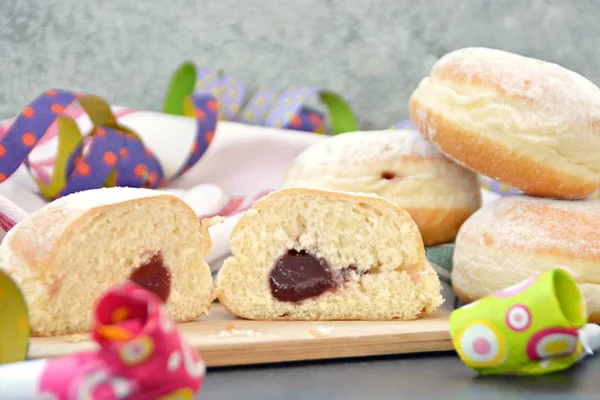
[{"left": 0, "top": 110, "right": 325, "bottom": 270}]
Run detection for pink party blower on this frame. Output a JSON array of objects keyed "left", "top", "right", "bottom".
[{"left": 0, "top": 282, "right": 206, "bottom": 399}]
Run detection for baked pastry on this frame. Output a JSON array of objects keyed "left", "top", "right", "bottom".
[
  {"left": 452, "top": 195, "right": 600, "bottom": 323},
  {"left": 283, "top": 129, "right": 482, "bottom": 246},
  {"left": 0, "top": 187, "right": 216, "bottom": 336},
  {"left": 409, "top": 47, "right": 600, "bottom": 199},
  {"left": 216, "top": 187, "right": 443, "bottom": 320}
]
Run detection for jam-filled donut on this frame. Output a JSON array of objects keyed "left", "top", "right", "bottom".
[
  {"left": 283, "top": 129, "right": 482, "bottom": 246},
  {"left": 452, "top": 195, "right": 600, "bottom": 323},
  {"left": 0, "top": 187, "right": 217, "bottom": 336},
  {"left": 410, "top": 47, "right": 600, "bottom": 199},
  {"left": 215, "top": 188, "right": 443, "bottom": 320}
]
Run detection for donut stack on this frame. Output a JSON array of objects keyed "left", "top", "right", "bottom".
[{"left": 409, "top": 47, "right": 600, "bottom": 323}]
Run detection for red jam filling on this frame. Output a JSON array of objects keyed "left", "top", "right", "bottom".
[{"left": 129, "top": 253, "right": 171, "bottom": 302}]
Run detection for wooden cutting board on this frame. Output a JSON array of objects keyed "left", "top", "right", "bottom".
[{"left": 28, "top": 305, "right": 453, "bottom": 367}]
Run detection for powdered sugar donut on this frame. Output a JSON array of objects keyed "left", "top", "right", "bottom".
[
  {"left": 452, "top": 195, "right": 600, "bottom": 323},
  {"left": 216, "top": 187, "right": 443, "bottom": 320},
  {"left": 410, "top": 47, "right": 600, "bottom": 199},
  {"left": 0, "top": 187, "right": 217, "bottom": 335},
  {"left": 283, "top": 130, "right": 482, "bottom": 246}
]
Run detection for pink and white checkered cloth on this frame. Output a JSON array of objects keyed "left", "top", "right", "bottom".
[{"left": 0, "top": 195, "right": 28, "bottom": 232}]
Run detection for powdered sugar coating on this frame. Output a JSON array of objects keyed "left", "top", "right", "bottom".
[
  {"left": 458, "top": 196, "right": 600, "bottom": 259},
  {"left": 290, "top": 130, "right": 444, "bottom": 174},
  {"left": 0, "top": 188, "right": 176, "bottom": 270},
  {"left": 51, "top": 187, "right": 166, "bottom": 211},
  {"left": 264, "top": 186, "right": 382, "bottom": 201},
  {"left": 431, "top": 47, "right": 600, "bottom": 123}
]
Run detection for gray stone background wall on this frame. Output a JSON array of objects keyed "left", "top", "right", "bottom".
[{"left": 0, "top": 0, "right": 598, "bottom": 129}]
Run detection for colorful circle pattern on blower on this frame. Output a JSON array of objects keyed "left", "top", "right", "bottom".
[
  {"left": 38, "top": 283, "right": 206, "bottom": 399},
  {"left": 0, "top": 89, "right": 218, "bottom": 200},
  {"left": 449, "top": 269, "right": 588, "bottom": 375}
]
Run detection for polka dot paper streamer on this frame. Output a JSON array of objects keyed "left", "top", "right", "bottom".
[
  {"left": 235, "top": 85, "right": 278, "bottom": 125},
  {"left": 194, "top": 67, "right": 222, "bottom": 96},
  {"left": 58, "top": 126, "right": 132, "bottom": 196},
  {"left": 449, "top": 269, "right": 589, "bottom": 375},
  {"left": 167, "top": 62, "right": 359, "bottom": 135},
  {"left": 1, "top": 90, "right": 77, "bottom": 183},
  {"left": 113, "top": 134, "right": 160, "bottom": 188},
  {"left": 264, "top": 85, "right": 316, "bottom": 128},
  {"left": 215, "top": 73, "right": 248, "bottom": 121},
  {"left": 0, "top": 89, "right": 218, "bottom": 200},
  {"left": 174, "top": 94, "right": 218, "bottom": 178},
  {"left": 262, "top": 88, "right": 326, "bottom": 133}
]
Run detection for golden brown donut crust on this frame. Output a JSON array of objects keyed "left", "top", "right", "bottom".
[
  {"left": 409, "top": 100, "right": 598, "bottom": 199},
  {"left": 404, "top": 207, "right": 476, "bottom": 247}
]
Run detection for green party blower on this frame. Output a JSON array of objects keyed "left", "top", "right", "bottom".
[
  {"left": 450, "top": 268, "right": 600, "bottom": 375},
  {"left": 0, "top": 270, "right": 29, "bottom": 364}
]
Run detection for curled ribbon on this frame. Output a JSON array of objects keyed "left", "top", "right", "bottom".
[
  {"left": 164, "top": 62, "right": 360, "bottom": 135},
  {"left": 0, "top": 89, "right": 218, "bottom": 200}
]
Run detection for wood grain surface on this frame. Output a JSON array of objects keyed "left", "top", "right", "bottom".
[{"left": 28, "top": 304, "right": 453, "bottom": 367}]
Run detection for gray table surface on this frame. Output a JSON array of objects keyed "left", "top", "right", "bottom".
[{"left": 199, "top": 351, "right": 600, "bottom": 400}]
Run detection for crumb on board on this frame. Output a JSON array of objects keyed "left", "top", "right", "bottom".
[
  {"left": 308, "top": 326, "right": 335, "bottom": 338},
  {"left": 216, "top": 328, "right": 271, "bottom": 338},
  {"left": 64, "top": 334, "right": 89, "bottom": 342},
  {"left": 225, "top": 323, "right": 238, "bottom": 331}
]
